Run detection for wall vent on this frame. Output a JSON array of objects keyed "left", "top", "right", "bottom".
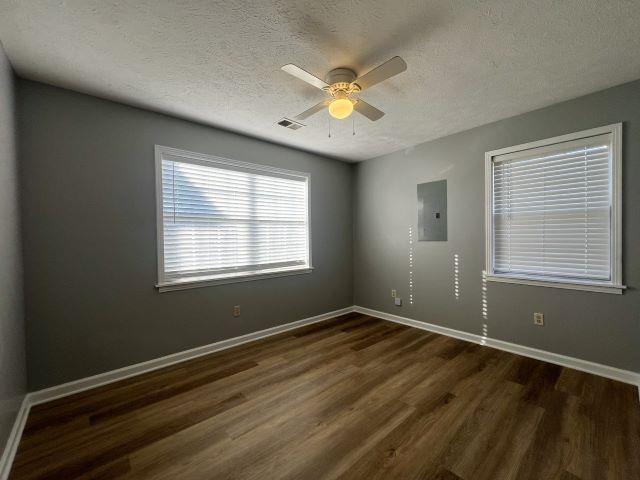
[{"left": 277, "top": 118, "right": 305, "bottom": 130}]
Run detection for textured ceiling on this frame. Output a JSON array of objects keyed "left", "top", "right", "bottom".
[{"left": 1, "top": 1, "right": 640, "bottom": 161}]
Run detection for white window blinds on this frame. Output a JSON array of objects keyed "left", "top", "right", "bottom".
[
  {"left": 157, "top": 148, "right": 310, "bottom": 287},
  {"left": 491, "top": 133, "right": 613, "bottom": 283}
]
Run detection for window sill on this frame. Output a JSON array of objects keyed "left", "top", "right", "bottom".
[
  {"left": 485, "top": 274, "right": 625, "bottom": 295},
  {"left": 157, "top": 267, "right": 313, "bottom": 292}
]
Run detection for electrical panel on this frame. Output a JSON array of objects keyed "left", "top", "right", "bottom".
[{"left": 417, "top": 179, "right": 447, "bottom": 241}]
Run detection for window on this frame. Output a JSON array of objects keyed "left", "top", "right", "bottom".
[
  {"left": 156, "top": 146, "right": 311, "bottom": 292},
  {"left": 485, "top": 124, "right": 623, "bottom": 294}
]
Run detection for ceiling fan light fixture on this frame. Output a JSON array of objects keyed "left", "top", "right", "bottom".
[
  {"left": 328, "top": 98, "right": 354, "bottom": 120},
  {"left": 283, "top": 57, "right": 406, "bottom": 123}
]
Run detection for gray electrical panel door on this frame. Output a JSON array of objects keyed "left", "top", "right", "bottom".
[{"left": 417, "top": 180, "right": 447, "bottom": 241}]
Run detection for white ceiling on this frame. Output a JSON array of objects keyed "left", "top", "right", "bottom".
[{"left": 1, "top": 1, "right": 639, "bottom": 162}]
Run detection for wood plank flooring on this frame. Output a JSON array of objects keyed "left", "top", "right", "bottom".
[{"left": 10, "top": 313, "right": 640, "bottom": 479}]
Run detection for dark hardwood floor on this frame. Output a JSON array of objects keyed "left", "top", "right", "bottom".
[{"left": 10, "top": 313, "right": 640, "bottom": 479}]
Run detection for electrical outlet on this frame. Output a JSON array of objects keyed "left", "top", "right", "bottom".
[
  {"left": 233, "top": 305, "right": 241, "bottom": 317},
  {"left": 391, "top": 289, "right": 397, "bottom": 298},
  {"left": 533, "top": 312, "right": 544, "bottom": 326}
]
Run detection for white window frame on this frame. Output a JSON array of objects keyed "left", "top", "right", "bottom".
[
  {"left": 155, "top": 145, "right": 313, "bottom": 292},
  {"left": 484, "top": 124, "right": 624, "bottom": 294}
]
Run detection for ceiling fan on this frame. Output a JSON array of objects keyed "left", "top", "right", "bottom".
[{"left": 281, "top": 56, "right": 407, "bottom": 122}]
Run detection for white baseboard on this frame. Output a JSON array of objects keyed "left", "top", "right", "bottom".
[
  {"left": 29, "top": 306, "right": 355, "bottom": 406},
  {"left": 15, "top": 304, "right": 640, "bottom": 407},
  {"left": 354, "top": 306, "right": 640, "bottom": 387},
  {"left": 0, "top": 396, "right": 30, "bottom": 480},
  {"left": 3, "top": 304, "right": 638, "bottom": 478},
  {"left": 0, "top": 306, "right": 355, "bottom": 478}
]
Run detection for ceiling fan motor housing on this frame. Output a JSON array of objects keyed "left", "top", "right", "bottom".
[
  {"left": 324, "top": 68, "right": 361, "bottom": 101},
  {"left": 325, "top": 67, "right": 357, "bottom": 85}
]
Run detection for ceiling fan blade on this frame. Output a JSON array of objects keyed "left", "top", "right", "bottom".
[
  {"left": 281, "top": 64, "right": 329, "bottom": 90},
  {"left": 295, "top": 100, "right": 329, "bottom": 120},
  {"left": 354, "top": 99, "right": 385, "bottom": 121},
  {"left": 353, "top": 56, "right": 407, "bottom": 91}
]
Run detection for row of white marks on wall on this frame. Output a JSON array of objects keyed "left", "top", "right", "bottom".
[
  {"left": 408, "top": 226, "right": 414, "bottom": 305},
  {"left": 481, "top": 270, "right": 489, "bottom": 345},
  {"left": 453, "top": 254, "right": 460, "bottom": 299}
]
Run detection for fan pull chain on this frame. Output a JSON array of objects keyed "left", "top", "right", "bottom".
[
  {"left": 352, "top": 117, "right": 356, "bottom": 136},
  {"left": 328, "top": 116, "right": 331, "bottom": 138}
]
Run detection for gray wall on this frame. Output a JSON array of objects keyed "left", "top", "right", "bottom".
[
  {"left": 0, "top": 43, "right": 26, "bottom": 453},
  {"left": 354, "top": 80, "right": 640, "bottom": 373},
  {"left": 15, "top": 75, "right": 640, "bottom": 392},
  {"left": 18, "top": 80, "right": 354, "bottom": 390}
]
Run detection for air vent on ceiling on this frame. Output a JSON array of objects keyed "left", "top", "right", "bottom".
[{"left": 277, "top": 118, "right": 305, "bottom": 130}]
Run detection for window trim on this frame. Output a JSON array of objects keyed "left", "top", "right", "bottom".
[
  {"left": 154, "top": 145, "right": 313, "bottom": 292},
  {"left": 484, "top": 124, "right": 624, "bottom": 295}
]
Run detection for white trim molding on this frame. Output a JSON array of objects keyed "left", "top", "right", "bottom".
[
  {"left": 0, "top": 306, "right": 354, "bottom": 478},
  {"left": 354, "top": 306, "right": 640, "bottom": 387},
  {"left": 29, "top": 306, "right": 352, "bottom": 406},
  {"left": 2, "top": 305, "right": 639, "bottom": 477},
  {"left": 0, "top": 396, "right": 30, "bottom": 480},
  {"left": 484, "top": 123, "right": 624, "bottom": 295},
  {"left": 157, "top": 267, "right": 314, "bottom": 292},
  {"left": 485, "top": 274, "right": 625, "bottom": 295}
]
